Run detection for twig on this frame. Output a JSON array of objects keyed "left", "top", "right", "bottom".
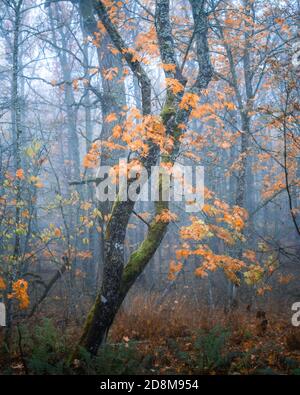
[{"left": 132, "top": 210, "right": 151, "bottom": 228}]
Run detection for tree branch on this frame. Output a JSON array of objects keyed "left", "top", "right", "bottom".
[{"left": 92, "top": 0, "right": 151, "bottom": 115}]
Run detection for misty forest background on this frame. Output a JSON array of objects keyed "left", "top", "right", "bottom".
[{"left": 0, "top": 0, "right": 300, "bottom": 375}]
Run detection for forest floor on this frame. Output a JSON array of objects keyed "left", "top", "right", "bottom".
[
  {"left": 108, "top": 299, "right": 300, "bottom": 375},
  {"left": 1, "top": 296, "right": 300, "bottom": 375}
]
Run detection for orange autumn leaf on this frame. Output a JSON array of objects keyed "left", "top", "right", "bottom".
[
  {"left": 155, "top": 209, "right": 178, "bottom": 223},
  {"left": 243, "top": 249, "right": 257, "bottom": 263},
  {"left": 103, "top": 67, "right": 118, "bottom": 80},
  {"left": 105, "top": 113, "right": 118, "bottom": 123},
  {"left": 108, "top": 44, "right": 120, "bottom": 56},
  {"left": 83, "top": 149, "right": 99, "bottom": 168},
  {"left": 257, "top": 285, "right": 272, "bottom": 296},
  {"left": 180, "top": 218, "right": 212, "bottom": 241},
  {"left": 165, "top": 78, "right": 184, "bottom": 94},
  {"left": 16, "top": 168, "right": 25, "bottom": 179},
  {"left": 21, "top": 209, "right": 30, "bottom": 219},
  {"left": 179, "top": 93, "right": 199, "bottom": 110},
  {"left": 195, "top": 267, "right": 208, "bottom": 278},
  {"left": 278, "top": 273, "right": 294, "bottom": 285},
  {"left": 54, "top": 228, "right": 62, "bottom": 237},
  {"left": 176, "top": 249, "right": 191, "bottom": 259},
  {"left": 112, "top": 124, "right": 122, "bottom": 138},
  {"left": 168, "top": 260, "right": 183, "bottom": 280},
  {"left": 35, "top": 181, "right": 44, "bottom": 188},
  {"left": 76, "top": 251, "right": 93, "bottom": 259},
  {"left": 72, "top": 79, "right": 79, "bottom": 91},
  {"left": 0, "top": 276, "right": 6, "bottom": 290},
  {"left": 162, "top": 63, "right": 177, "bottom": 73}
]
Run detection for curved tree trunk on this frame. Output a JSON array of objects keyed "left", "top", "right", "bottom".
[{"left": 73, "top": 0, "right": 212, "bottom": 357}]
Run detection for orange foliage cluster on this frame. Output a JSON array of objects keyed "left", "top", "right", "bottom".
[
  {"left": 179, "top": 93, "right": 200, "bottom": 111},
  {"left": 165, "top": 78, "right": 184, "bottom": 94},
  {"left": 174, "top": 196, "right": 249, "bottom": 282},
  {"left": 0, "top": 276, "right": 6, "bottom": 290},
  {"left": 168, "top": 260, "right": 183, "bottom": 280},
  {"left": 135, "top": 26, "right": 159, "bottom": 57},
  {"left": 15, "top": 168, "right": 25, "bottom": 180},
  {"left": 175, "top": 245, "right": 245, "bottom": 284},
  {"left": 162, "top": 63, "right": 177, "bottom": 73},
  {"left": 108, "top": 108, "right": 174, "bottom": 157},
  {"left": 82, "top": 142, "right": 101, "bottom": 169},
  {"left": 8, "top": 279, "right": 30, "bottom": 310},
  {"left": 155, "top": 209, "right": 178, "bottom": 224}
]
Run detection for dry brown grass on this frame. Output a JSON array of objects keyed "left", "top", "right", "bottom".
[
  {"left": 110, "top": 293, "right": 264, "bottom": 343},
  {"left": 2, "top": 292, "right": 300, "bottom": 375},
  {"left": 108, "top": 293, "right": 300, "bottom": 374}
]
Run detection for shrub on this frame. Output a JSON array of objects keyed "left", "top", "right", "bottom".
[{"left": 194, "top": 325, "right": 230, "bottom": 372}]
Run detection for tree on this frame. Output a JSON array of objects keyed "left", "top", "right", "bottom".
[{"left": 74, "top": 0, "right": 213, "bottom": 356}]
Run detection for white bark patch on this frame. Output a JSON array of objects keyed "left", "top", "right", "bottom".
[
  {"left": 0, "top": 302, "right": 6, "bottom": 327},
  {"left": 101, "top": 295, "right": 107, "bottom": 304}
]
